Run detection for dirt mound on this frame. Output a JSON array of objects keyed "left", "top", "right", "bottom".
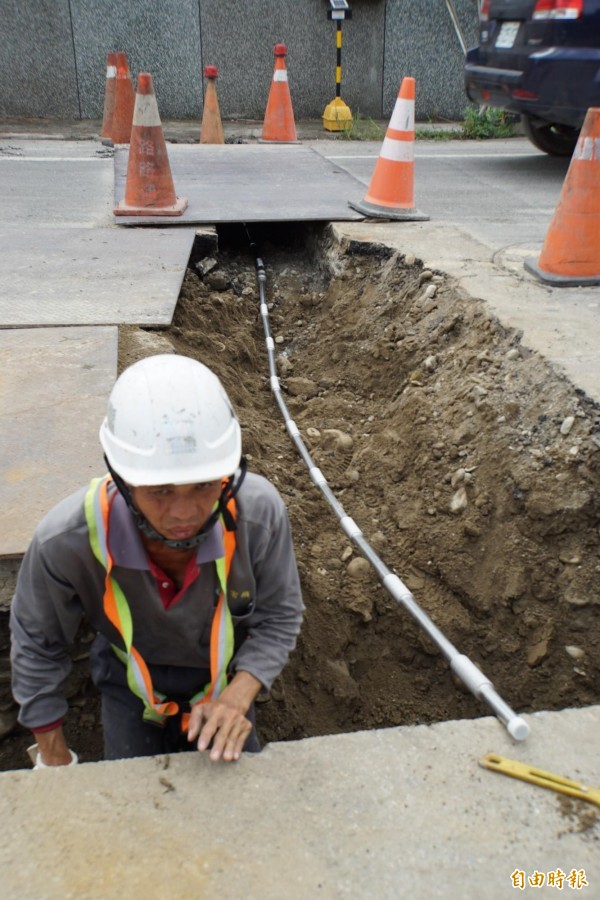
[{"left": 1, "top": 222, "right": 598, "bottom": 768}]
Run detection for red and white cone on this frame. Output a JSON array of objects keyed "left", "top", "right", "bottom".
[
  {"left": 260, "top": 43, "right": 299, "bottom": 143},
  {"left": 110, "top": 51, "right": 136, "bottom": 144},
  {"left": 349, "top": 77, "right": 428, "bottom": 221},
  {"left": 101, "top": 52, "right": 117, "bottom": 140},
  {"left": 114, "top": 72, "right": 187, "bottom": 216}
]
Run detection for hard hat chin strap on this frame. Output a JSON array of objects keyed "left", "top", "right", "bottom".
[{"left": 103, "top": 456, "right": 247, "bottom": 550}]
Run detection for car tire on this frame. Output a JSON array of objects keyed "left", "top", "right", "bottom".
[{"left": 521, "top": 115, "right": 580, "bottom": 157}]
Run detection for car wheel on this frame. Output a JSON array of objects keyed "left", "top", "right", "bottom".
[{"left": 521, "top": 116, "right": 580, "bottom": 157}]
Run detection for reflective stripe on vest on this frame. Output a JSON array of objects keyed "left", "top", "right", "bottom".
[{"left": 84, "top": 475, "right": 236, "bottom": 727}]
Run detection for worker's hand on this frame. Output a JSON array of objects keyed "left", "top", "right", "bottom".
[
  {"left": 187, "top": 671, "right": 262, "bottom": 763},
  {"left": 187, "top": 698, "right": 252, "bottom": 762},
  {"left": 31, "top": 725, "right": 76, "bottom": 767},
  {"left": 30, "top": 745, "right": 78, "bottom": 769}
]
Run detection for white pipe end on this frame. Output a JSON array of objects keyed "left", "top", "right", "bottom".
[{"left": 507, "top": 717, "right": 530, "bottom": 742}]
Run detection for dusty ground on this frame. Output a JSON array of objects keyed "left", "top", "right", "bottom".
[{"left": 1, "top": 222, "right": 598, "bottom": 768}]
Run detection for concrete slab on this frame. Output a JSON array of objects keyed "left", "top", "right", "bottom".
[
  {"left": 0, "top": 1, "right": 79, "bottom": 119},
  {"left": 0, "top": 144, "right": 114, "bottom": 228},
  {"left": 0, "top": 227, "right": 195, "bottom": 326},
  {"left": 384, "top": 0, "right": 479, "bottom": 120},
  {"left": 331, "top": 222, "right": 600, "bottom": 405},
  {"left": 198, "top": 2, "right": 385, "bottom": 121},
  {"left": 0, "top": 327, "right": 117, "bottom": 557},
  {"left": 70, "top": 0, "right": 203, "bottom": 120},
  {"left": 0, "top": 141, "right": 109, "bottom": 158},
  {"left": 113, "top": 145, "right": 366, "bottom": 225},
  {"left": 0, "top": 706, "right": 598, "bottom": 899}
]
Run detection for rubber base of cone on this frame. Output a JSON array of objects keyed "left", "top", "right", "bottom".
[
  {"left": 349, "top": 198, "right": 429, "bottom": 222},
  {"left": 524, "top": 257, "right": 600, "bottom": 287},
  {"left": 114, "top": 197, "right": 188, "bottom": 217},
  {"left": 258, "top": 138, "right": 300, "bottom": 145}
]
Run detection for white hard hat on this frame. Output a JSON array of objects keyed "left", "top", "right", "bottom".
[{"left": 99, "top": 355, "right": 242, "bottom": 486}]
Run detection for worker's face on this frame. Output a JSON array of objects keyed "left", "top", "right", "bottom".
[{"left": 130, "top": 481, "right": 222, "bottom": 541}]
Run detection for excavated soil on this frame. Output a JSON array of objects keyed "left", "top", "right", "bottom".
[{"left": 1, "top": 222, "right": 598, "bottom": 768}]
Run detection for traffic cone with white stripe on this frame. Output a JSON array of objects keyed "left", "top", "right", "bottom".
[
  {"left": 114, "top": 72, "right": 187, "bottom": 217},
  {"left": 200, "top": 66, "right": 225, "bottom": 144},
  {"left": 349, "top": 76, "right": 428, "bottom": 221},
  {"left": 101, "top": 52, "right": 117, "bottom": 140},
  {"left": 110, "top": 51, "right": 136, "bottom": 144},
  {"left": 261, "top": 43, "right": 299, "bottom": 143},
  {"left": 525, "top": 107, "right": 600, "bottom": 286}
]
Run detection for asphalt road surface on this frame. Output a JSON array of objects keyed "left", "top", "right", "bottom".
[{"left": 310, "top": 137, "right": 571, "bottom": 254}]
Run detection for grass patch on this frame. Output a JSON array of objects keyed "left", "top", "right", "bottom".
[
  {"left": 461, "top": 106, "right": 517, "bottom": 139},
  {"left": 339, "top": 106, "right": 517, "bottom": 142},
  {"left": 339, "top": 113, "right": 384, "bottom": 141},
  {"left": 415, "top": 125, "right": 462, "bottom": 141},
  {"left": 416, "top": 108, "right": 517, "bottom": 141}
]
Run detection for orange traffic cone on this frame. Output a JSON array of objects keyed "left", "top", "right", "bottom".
[
  {"left": 110, "top": 51, "right": 136, "bottom": 144},
  {"left": 349, "top": 76, "right": 428, "bottom": 221},
  {"left": 114, "top": 72, "right": 188, "bottom": 217},
  {"left": 261, "top": 43, "right": 299, "bottom": 143},
  {"left": 525, "top": 107, "right": 600, "bottom": 286},
  {"left": 200, "top": 66, "right": 225, "bottom": 144},
  {"left": 101, "top": 52, "right": 117, "bottom": 140}
]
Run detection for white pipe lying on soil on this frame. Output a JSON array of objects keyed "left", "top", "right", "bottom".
[{"left": 248, "top": 234, "right": 529, "bottom": 742}]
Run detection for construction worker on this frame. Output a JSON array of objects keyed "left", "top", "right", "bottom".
[{"left": 10, "top": 354, "right": 304, "bottom": 766}]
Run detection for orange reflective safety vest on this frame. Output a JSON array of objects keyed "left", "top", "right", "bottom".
[{"left": 84, "top": 475, "right": 236, "bottom": 729}]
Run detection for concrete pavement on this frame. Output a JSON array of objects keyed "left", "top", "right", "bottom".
[{"left": 1, "top": 707, "right": 598, "bottom": 899}]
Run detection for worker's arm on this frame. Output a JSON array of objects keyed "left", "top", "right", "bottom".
[
  {"left": 228, "top": 477, "right": 304, "bottom": 690},
  {"left": 10, "top": 516, "right": 85, "bottom": 744},
  {"left": 187, "top": 670, "right": 262, "bottom": 762}
]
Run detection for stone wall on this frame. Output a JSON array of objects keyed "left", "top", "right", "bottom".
[{"left": 0, "top": 0, "right": 480, "bottom": 121}]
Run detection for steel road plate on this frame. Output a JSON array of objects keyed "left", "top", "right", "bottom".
[
  {"left": 0, "top": 227, "right": 196, "bottom": 326},
  {"left": 113, "top": 145, "right": 366, "bottom": 225},
  {"left": 0, "top": 326, "right": 118, "bottom": 557}
]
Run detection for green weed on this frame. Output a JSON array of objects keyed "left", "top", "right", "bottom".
[
  {"left": 340, "top": 106, "right": 517, "bottom": 142},
  {"left": 339, "top": 112, "right": 384, "bottom": 141},
  {"left": 414, "top": 126, "right": 461, "bottom": 141},
  {"left": 462, "top": 106, "right": 516, "bottom": 139}
]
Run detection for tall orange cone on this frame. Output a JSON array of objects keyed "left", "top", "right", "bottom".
[
  {"left": 200, "top": 66, "right": 225, "bottom": 144},
  {"left": 349, "top": 76, "right": 428, "bottom": 221},
  {"left": 260, "top": 43, "right": 299, "bottom": 143},
  {"left": 110, "top": 51, "right": 136, "bottom": 144},
  {"left": 101, "top": 52, "right": 117, "bottom": 140},
  {"left": 525, "top": 107, "right": 600, "bottom": 286},
  {"left": 114, "top": 72, "right": 187, "bottom": 217}
]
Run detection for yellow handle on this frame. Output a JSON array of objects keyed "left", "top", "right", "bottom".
[{"left": 479, "top": 753, "right": 600, "bottom": 807}]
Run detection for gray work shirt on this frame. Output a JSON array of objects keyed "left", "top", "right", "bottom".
[{"left": 10, "top": 472, "right": 304, "bottom": 730}]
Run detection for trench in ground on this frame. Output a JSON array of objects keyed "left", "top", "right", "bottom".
[{"left": 1, "top": 221, "right": 598, "bottom": 769}]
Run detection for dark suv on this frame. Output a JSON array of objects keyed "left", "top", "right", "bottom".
[{"left": 465, "top": 1, "right": 600, "bottom": 155}]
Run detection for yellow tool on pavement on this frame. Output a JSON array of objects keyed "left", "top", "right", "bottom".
[{"left": 479, "top": 753, "right": 600, "bottom": 807}]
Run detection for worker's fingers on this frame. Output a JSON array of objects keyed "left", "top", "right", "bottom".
[
  {"left": 186, "top": 702, "right": 209, "bottom": 742},
  {"left": 209, "top": 715, "right": 252, "bottom": 763},
  {"left": 197, "top": 709, "right": 222, "bottom": 754},
  {"left": 189, "top": 701, "right": 251, "bottom": 762}
]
